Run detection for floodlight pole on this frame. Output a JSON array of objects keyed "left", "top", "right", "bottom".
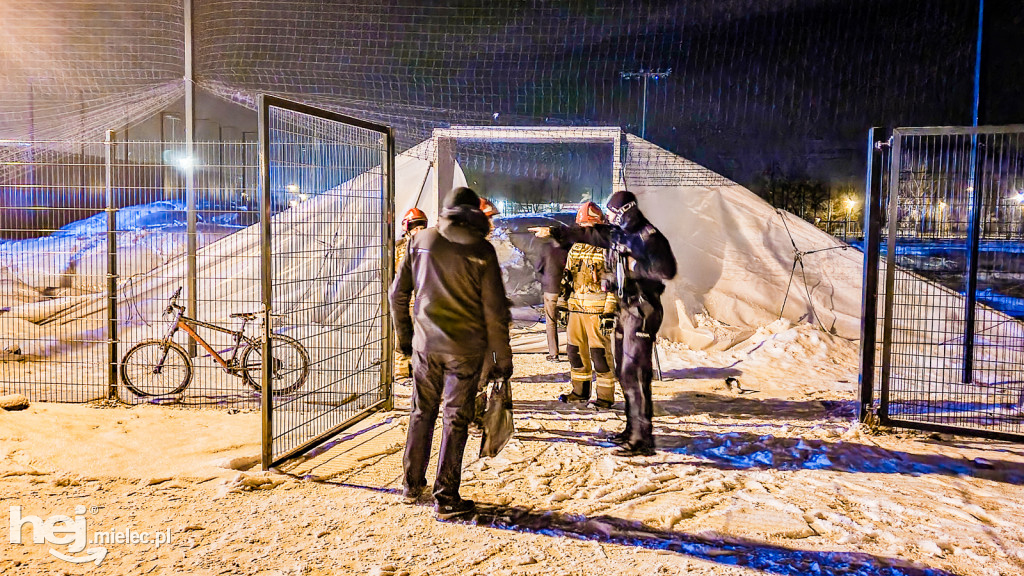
[
  {"left": 184, "top": 0, "right": 198, "bottom": 357},
  {"left": 620, "top": 69, "right": 671, "bottom": 140}
]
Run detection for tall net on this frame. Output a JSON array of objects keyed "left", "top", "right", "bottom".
[
  {"left": 2, "top": 0, "right": 1010, "bottom": 188},
  {"left": 0, "top": 1, "right": 185, "bottom": 145}
]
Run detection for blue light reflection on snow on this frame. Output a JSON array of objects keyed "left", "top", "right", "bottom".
[{"left": 666, "top": 433, "right": 989, "bottom": 478}]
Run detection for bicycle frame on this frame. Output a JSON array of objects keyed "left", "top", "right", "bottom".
[{"left": 163, "top": 305, "right": 255, "bottom": 372}]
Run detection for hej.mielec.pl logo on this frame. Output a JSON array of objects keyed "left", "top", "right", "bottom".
[{"left": 9, "top": 505, "right": 172, "bottom": 566}]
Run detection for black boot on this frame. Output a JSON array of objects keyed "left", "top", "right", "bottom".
[
  {"left": 613, "top": 443, "right": 656, "bottom": 457},
  {"left": 608, "top": 429, "right": 630, "bottom": 445}
]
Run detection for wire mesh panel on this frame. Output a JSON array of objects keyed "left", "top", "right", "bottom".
[
  {"left": 260, "top": 96, "right": 394, "bottom": 467},
  {"left": 113, "top": 140, "right": 263, "bottom": 406},
  {"left": 1, "top": 137, "right": 265, "bottom": 404},
  {"left": 1, "top": 139, "right": 112, "bottom": 400},
  {"left": 863, "top": 125, "right": 1024, "bottom": 440}
]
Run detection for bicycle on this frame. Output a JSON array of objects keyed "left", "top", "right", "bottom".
[{"left": 120, "top": 287, "right": 310, "bottom": 397}]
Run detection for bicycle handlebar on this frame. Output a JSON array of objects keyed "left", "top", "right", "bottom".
[{"left": 165, "top": 287, "right": 184, "bottom": 316}]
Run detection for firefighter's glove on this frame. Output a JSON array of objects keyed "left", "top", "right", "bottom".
[
  {"left": 610, "top": 234, "right": 633, "bottom": 257},
  {"left": 557, "top": 307, "right": 569, "bottom": 328},
  {"left": 599, "top": 314, "right": 616, "bottom": 333},
  {"left": 490, "top": 355, "right": 514, "bottom": 381}
]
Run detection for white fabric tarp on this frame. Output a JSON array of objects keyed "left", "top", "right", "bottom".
[{"left": 6, "top": 132, "right": 1023, "bottom": 363}]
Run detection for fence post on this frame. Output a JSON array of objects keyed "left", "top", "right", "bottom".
[
  {"left": 105, "top": 130, "right": 118, "bottom": 399},
  {"left": 258, "top": 95, "right": 273, "bottom": 470},
  {"left": 859, "top": 128, "right": 885, "bottom": 422},
  {"left": 382, "top": 128, "right": 396, "bottom": 411},
  {"left": 963, "top": 135, "right": 985, "bottom": 384}
]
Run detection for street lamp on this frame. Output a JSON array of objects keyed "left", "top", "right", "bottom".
[{"left": 844, "top": 197, "right": 856, "bottom": 239}]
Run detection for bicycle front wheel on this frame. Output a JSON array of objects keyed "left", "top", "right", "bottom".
[
  {"left": 240, "top": 334, "right": 310, "bottom": 395},
  {"left": 121, "top": 340, "right": 193, "bottom": 396}
]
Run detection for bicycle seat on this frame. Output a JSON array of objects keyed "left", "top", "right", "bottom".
[{"left": 230, "top": 312, "right": 259, "bottom": 320}]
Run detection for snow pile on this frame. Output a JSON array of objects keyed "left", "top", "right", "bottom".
[
  {"left": 0, "top": 200, "right": 243, "bottom": 296},
  {"left": 620, "top": 136, "right": 864, "bottom": 344}
]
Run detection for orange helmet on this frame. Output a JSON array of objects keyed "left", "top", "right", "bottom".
[
  {"left": 575, "top": 201, "right": 605, "bottom": 225},
  {"left": 479, "top": 197, "right": 500, "bottom": 218},
  {"left": 401, "top": 207, "right": 428, "bottom": 232}
]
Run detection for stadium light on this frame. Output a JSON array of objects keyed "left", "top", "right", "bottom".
[
  {"left": 620, "top": 68, "right": 672, "bottom": 140},
  {"left": 1014, "top": 191, "right": 1024, "bottom": 204}
]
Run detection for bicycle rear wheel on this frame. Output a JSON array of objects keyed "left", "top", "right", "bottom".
[
  {"left": 121, "top": 340, "right": 193, "bottom": 396},
  {"left": 240, "top": 334, "right": 310, "bottom": 395}
]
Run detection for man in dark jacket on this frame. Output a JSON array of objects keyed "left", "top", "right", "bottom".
[
  {"left": 391, "top": 186, "right": 513, "bottom": 520},
  {"left": 533, "top": 237, "right": 569, "bottom": 361},
  {"left": 534, "top": 190, "right": 676, "bottom": 456}
]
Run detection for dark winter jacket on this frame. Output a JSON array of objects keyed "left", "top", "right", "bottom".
[
  {"left": 533, "top": 239, "right": 570, "bottom": 294},
  {"left": 390, "top": 195, "right": 512, "bottom": 362},
  {"left": 552, "top": 218, "right": 676, "bottom": 310}
]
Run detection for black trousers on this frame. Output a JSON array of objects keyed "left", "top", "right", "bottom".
[
  {"left": 403, "top": 350, "right": 484, "bottom": 506},
  {"left": 613, "top": 300, "right": 664, "bottom": 450}
]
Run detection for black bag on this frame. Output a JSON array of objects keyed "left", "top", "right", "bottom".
[{"left": 479, "top": 377, "right": 514, "bottom": 458}]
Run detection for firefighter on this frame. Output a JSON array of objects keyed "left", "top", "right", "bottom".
[
  {"left": 558, "top": 202, "right": 618, "bottom": 409},
  {"left": 394, "top": 207, "right": 428, "bottom": 379},
  {"left": 532, "top": 191, "right": 676, "bottom": 456},
  {"left": 479, "top": 197, "right": 500, "bottom": 233}
]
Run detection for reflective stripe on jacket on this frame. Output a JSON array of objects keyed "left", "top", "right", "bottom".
[{"left": 564, "top": 243, "right": 617, "bottom": 314}]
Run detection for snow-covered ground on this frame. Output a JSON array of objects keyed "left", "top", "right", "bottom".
[{"left": 3, "top": 322, "right": 1023, "bottom": 575}]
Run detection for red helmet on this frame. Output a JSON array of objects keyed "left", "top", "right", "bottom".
[
  {"left": 401, "top": 207, "right": 428, "bottom": 232},
  {"left": 479, "top": 197, "right": 500, "bottom": 218},
  {"left": 575, "top": 201, "right": 605, "bottom": 225}
]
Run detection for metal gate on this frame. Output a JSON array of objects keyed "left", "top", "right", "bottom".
[
  {"left": 258, "top": 96, "right": 395, "bottom": 467},
  {"left": 861, "top": 125, "right": 1024, "bottom": 441}
]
